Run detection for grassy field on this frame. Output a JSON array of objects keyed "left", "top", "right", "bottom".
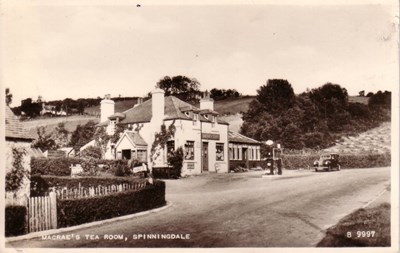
[{"left": 23, "top": 115, "right": 100, "bottom": 138}]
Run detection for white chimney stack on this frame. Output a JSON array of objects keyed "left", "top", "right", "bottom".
[
  {"left": 200, "top": 90, "right": 214, "bottom": 110},
  {"left": 151, "top": 88, "right": 165, "bottom": 125},
  {"left": 100, "top": 94, "right": 115, "bottom": 123}
]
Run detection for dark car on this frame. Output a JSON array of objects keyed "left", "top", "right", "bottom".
[{"left": 313, "top": 153, "right": 341, "bottom": 172}]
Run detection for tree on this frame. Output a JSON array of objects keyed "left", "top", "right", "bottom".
[
  {"left": 20, "top": 98, "right": 42, "bottom": 118},
  {"left": 156, "top": 75, "right": 201, "bottom": 102},
  {"left": 69, "top": 121, "right": 97, "bottom": 151},
  {"left": 51, "top": 123, "right": 69, "bottom": 148},
  {"left": 254, "top": 79, "right": 296, "bottom": 116},
  {"left": 32, "top": 127, "right": 58, "bottom": 151},
  {"left": 5, "top": 88, "right": 12, "bottom": 106}
]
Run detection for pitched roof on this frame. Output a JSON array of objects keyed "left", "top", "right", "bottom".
[
  {"left": 228, "top": 131, "right": 261, "bottom": 145},
  {"left": 5, "top": 107, "right": 35, "bottom": 140},
  {"left": 125, "top": 132, "right": 147, "bottom": 146},
  {"left": 116, "top": 96, "right": 228, "bottom": 125}
]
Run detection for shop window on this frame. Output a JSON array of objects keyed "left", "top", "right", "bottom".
[
  {"left": 185, "top": 141, "right": 195, "bottom": 160},
  {"left": 229, "top": 147, "right": 233, "bottom": 160},
  {"left": 216, "top": 143, "right": 224, "bottom": 161}
]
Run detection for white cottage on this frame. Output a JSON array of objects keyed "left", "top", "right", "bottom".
[{"left": 100, "top": 89, "right": 230, "bottom": 176}]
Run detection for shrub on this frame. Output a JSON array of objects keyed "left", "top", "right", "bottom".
[
  {"left": 30, "top": 175, "right": 146, "bottom": 196},
  {"left": 5, "top": 205, "right": 27, "bottom": 236},
  {"left": 57, "top": 180, "right": 166, "bottom": 228},
  {"left": 80, "top": 146, "right": 102, "bottom": 159},
  {"left": 167, "top": 147, "right": 184, "bottom": 177},
  {"left": 113, "top": 160, "right": 132, "bottom": 177}
]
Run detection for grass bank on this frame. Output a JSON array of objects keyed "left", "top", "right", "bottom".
[{"left": 317, "top": 202, "right": 390, "bottom": 247}]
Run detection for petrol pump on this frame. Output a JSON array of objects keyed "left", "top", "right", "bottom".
[{"left": 264, "top": 140, "right": 283, "bottom": 175}]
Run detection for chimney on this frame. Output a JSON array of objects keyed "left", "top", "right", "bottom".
[
  {"left": 151, "top": 88, "right": 165, "bottom": 125},
  {"left": 200, "top": 90, "right": 214, "bottom": 111},
  {"left": 100, "top": 94, "right": 115, "bottom": 123}
]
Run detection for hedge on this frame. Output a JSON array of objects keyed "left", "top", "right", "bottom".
[
  {"left": 5, "top": 205, "right": 27, "bottom": 237},
  {"left": 57, "top": 180, "right": 166, "bottom": 228},
  {"left": 152, "top": 167, "right": 180, "bottom": 179},
  {"left": 31, "top": 157, "right": 130, "bottom": 176},
  {"left": 31, "top": 175, "right": 147, "bottom": 197},
  {"left": 283, "top": 152, "right": 391, "bottom": 169}
]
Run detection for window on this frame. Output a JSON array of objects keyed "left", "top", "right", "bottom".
[
  {"left": 193, "top": 113, "right": 198, "bottom": 126},
  {"left": 184, "top": 141, "right": 195, "bottom": 160},
  {"left": 167, "top": 140, "right": 175, "bottom": 159},
  {"left": 137, "top": 150, "right": 147, "bottom": 162},
  {"left": 229, "top": 147, "right": 233, "bottom": 160},
  {"left": 216, "top": 143, "right": 224, "bottom": 161}
]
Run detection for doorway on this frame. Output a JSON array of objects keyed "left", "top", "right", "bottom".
[{"left": 202, "top": 142, "right": 208, "bottom": 172}]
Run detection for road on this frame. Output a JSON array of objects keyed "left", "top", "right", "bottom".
[{"left": 8, "top": 167, "right": 390, "bottom": 248}]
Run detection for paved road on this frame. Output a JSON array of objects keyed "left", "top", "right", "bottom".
[{"left": 8, "top": 167, "right": 390, "bottom": 248}]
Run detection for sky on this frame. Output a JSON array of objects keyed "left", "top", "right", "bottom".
[{"left": 1, "top": 1, "right": 399, "bottom": 106}]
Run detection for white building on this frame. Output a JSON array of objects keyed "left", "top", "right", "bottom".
[{"left": 98, "top": 89, "right": 263, "bottom": 175}]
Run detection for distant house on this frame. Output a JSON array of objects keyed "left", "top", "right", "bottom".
[
  {"left": 5, "top": 106, "right": 37, "bottom": 205},
  {"left": 95, "top": 89, "right": 262, "bottom": 176},
  {"left": 40, "top": 104, "right": 67, "bottom": 116}
]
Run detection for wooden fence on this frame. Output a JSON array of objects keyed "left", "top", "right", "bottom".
[
  {"left": 54, "top": 182, "right": 147, "bottom": 200},
  {"left": 28, "top": 192, "right": 57, "bottom": 233},
  {"left": 23, "top": 182, "right": 147, "bottom": 233}
]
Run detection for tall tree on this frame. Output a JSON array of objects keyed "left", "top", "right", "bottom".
[{"left": 156, "top": 75, "right": 201, "bottom": 102}]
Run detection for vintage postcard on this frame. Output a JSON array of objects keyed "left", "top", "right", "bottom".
[{"left": 1, "top": 0, "right": 398, "bottom": 252}]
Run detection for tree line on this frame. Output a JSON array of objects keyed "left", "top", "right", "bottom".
[{"left": 241, "top": 79, "right": 391, "bottom": 150}]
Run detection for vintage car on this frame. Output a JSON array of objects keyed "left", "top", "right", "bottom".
[{"left": 313, "top": 153, "right": 341, "bottom": 172}]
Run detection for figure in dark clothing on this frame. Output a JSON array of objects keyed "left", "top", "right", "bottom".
[{"left": 277, "top": 158, "right": 282, "bottom": 175}]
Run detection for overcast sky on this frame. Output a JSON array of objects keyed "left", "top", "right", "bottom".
[{"left": 2, "top": 1, "right": 398, "bottom": 106}]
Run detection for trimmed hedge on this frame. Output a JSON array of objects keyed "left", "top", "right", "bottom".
[
  {"left": 31, "top": 175, "right": 147, "bottom": 197},
  {"left": 152, "top": 167, "right": 180, "bottom": 179},
  {"left": 283, "top": 152, "right": 391, "bottom": 169},
  {"left": 5, "top": 205, "right": 27, "bottom": 237},
  {"left": 31, "top": 157, "right": 129, "bottom": 176},
  {"left": 57, "top": 180, "right": 166, "bottom": 228}
]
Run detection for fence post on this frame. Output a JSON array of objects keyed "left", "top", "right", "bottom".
[
  {"left": 24, "top": 194, "right": 29, "bottom": 234},
  {"left": 49, "top": 191, "right": 57, "bottom": 229}
]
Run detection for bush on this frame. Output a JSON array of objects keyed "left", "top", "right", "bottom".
[
  {"left": 30, "top": 175, "right": 147, "bottom": 196},
  {"left": 113, "top": 160, "right": 132, "bottom": 177},
  {"left": 80, "top": 146, "right": 102, "bottom": 159},
  {"left": 31, "top": 157, "right": 129, "bottom": 176},
  {"left": 57, "top": 180, "right": 166, "bottom": 228},
  {"left": 5, "top": 206, "right": 27, "bottom": 236},
  {"left": 167, "top": 147, "right": 184, "bottom": 177},
  {"left": 283, "top": 153, "right": 391, "bottom": 169}
]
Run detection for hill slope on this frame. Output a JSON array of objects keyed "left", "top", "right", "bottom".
[{"left": 324, "top": 122, "right": 391, "bottom": 154}]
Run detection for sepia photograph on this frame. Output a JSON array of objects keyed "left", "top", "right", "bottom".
[{"left": 1, "top": 0, "right": 399, "bottom": 252}]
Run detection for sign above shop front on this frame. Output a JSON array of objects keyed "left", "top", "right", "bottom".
[{"left": 202, "top": 133, "right": 220, "bottom": 140}]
